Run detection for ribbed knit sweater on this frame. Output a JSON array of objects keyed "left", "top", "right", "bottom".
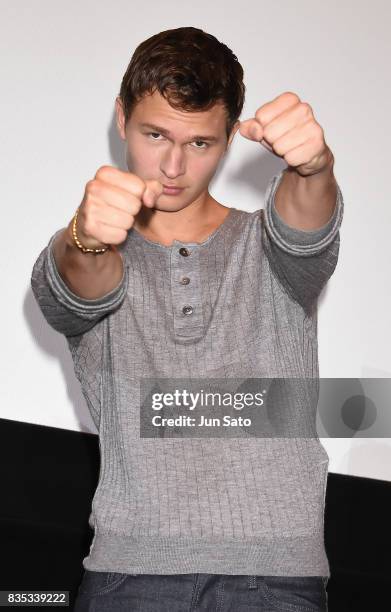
[{"left": 31, "top": 168, "right": 344, "bottom": 577}]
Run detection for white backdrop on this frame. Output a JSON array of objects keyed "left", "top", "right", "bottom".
[{"left": 1, "top": 0, "right": 390, "bottom": 481}]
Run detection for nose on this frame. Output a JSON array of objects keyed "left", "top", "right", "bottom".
[{"left": 160, "top": 144, "right": 186, "bottom": 180}]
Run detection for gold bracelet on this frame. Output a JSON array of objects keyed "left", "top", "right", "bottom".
[{"left": 72, "top": 207, "right": 110, "bottom": 254}]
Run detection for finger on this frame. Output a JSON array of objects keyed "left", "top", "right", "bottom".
[
  {"left": 255, "top": 91, "right": 301, "bottom": 127},
  {"left": 239, "top": 118, "right": 264, "bottom": 142},
  {"left": 284, "top": 139, "right": 321, "bottom": 168},
  {"left": 272, "top": 119, "right": 317, "bottom": 158},
  {"left": 261, "top": 102, "right": 312, "bottom": 144},
  {"left": 142, "top": 179, "right": 164, "bottom": 207},
  {"left": 94, "top": 165, "right": 146, "bottom": 199},
  {"left": 89, "top": 180, "right": 142, "bottom": 215},
  {"left": 91, "top": 220, "right": 130, "bottom": 246},
  {"left": 91, "top": 198, "right": 136, "bottom": 230},
  {"left": 240, "top": 119, "right": 275, "bottom": 154}
]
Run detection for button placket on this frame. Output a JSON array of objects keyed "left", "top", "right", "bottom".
[{"left": 171, "top": 245, "right": 203, "bottom": 337}]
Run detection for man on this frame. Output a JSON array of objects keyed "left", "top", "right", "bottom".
[{"left": 31, "top": 26, "right": 343, "bottom": 611}]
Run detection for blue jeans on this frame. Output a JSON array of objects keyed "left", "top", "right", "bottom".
[{"left": 74, "top": 570, "right": 329, "bottom": 611}]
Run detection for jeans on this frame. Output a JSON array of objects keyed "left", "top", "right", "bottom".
[{"left": 74, "top": 570, "right": 329, "bottom": 611}]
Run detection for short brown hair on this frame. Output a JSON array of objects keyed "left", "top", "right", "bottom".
[{"left": 118, "top": 27, "right": 245, "bottom": 140}]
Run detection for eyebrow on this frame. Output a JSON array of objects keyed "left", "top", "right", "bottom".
[{"left": 139, "top": 122, "right": 219, "bottom": 143}]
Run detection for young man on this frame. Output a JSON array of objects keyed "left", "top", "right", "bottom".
[{"left": 31, "top": 27, "right": 343, "bottom": 611}]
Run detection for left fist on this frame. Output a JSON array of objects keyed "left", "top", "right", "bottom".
[{"left": 239, "top": 92, "right": 334, "bottom": 176}]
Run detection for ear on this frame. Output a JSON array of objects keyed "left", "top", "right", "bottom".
[
  {"left": 226, "top": 121, "right": 241, "bottom": 151},
  {"left": 115, "top": 96, "right": 126, "bottom": 140}
]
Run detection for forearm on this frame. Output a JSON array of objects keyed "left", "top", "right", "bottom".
[
  {"left": 52, "top": 221, "right": 124, "bottom": 300},
  {"left": 274, "top": 149, "right": 338, "bottom": 231}
]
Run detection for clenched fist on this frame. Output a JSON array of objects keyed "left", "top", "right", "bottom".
[
  {"left": 239, "top": 91, "right": 333, "bottom": 177},
  {"left": 72, "top": 166, "right": 164, "bottom": 249}
]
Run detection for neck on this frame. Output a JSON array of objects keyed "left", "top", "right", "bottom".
[{"left": 133, "top": 190, "right": 228, "bottom": 244}]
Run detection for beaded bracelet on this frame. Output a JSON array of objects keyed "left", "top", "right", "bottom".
[{"left": 72, "top": 207, "right": 110, "bottom": 254}]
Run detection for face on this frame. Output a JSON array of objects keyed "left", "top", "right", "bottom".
[{"left": 115, "top": 90, "right": 240, "bottom": 211}]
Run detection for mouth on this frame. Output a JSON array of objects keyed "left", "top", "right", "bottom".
[{"left": 162, "top": 185, "right": 185, "bottom": 196}]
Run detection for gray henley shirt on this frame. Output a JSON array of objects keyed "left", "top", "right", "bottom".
[{"left": 31, "top": 168, "right": 344, "bottom": 577}]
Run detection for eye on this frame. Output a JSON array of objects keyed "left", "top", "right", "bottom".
[
  {"left": 146, "top": 132, "right": 208, "bottom": 149},
  {"left": 148, "top": 132, "right": 163, "bottom": 140},
  {"left": 191, "top": 141, "right": 209, "bottom": 149}
]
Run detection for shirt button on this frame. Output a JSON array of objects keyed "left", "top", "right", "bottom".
[
  {"left": 179, "top": 247, "right": 190, "bottom": 257},
  {"left": 180, "top": 276, "right": 190, "bottom": 285},
  {"left": 182, "top": 305, "right": 193, "bottom": 315}
]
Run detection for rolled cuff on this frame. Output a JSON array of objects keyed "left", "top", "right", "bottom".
[
  {"left": 263, "top": 168, "right": 344, "bottom": 257},
  {"left": 46, "top": 228, "right": 128, "bottom": 318}
]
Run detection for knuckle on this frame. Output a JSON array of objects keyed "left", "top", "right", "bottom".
[
  {"left": 132, "top": 196, "right": 143, "bottom": 211},
  {"left": 309, "top": 120, "right": 322, "bottom": 135},
  {"left": 130, "top": 175, "right": 146, "bottom": 198},
  {"left": 273, "top": 142, "right": 283, "bottom": 156},
  {"left": 119, "top": 228, "right": 129, "bottom": 242},
  {"left": 82, "top": 201, "right": 98, "bottom": 228},
  {"left": 301, "top": 102, "right": 313, "bottom": 116},
  {"left": 85, "top": 179, "right": 97, "bottom": 194},
  {"left": 126, "top": 214, "right": 135, "bottom": 230},
  {"left": 83, "top": 197, "right": 95, "bottom": 213},
  {"left": 284, "top": 91, "right": 301, "bottom": 103},
  {"left": 95, "top": 165, "right": 112, "bottom": 180}
]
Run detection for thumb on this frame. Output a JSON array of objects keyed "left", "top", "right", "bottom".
[
  {"left": 142, "top": 180, "right": 164, "bottom": 207},
  {"left": 239, "top": 118, "right": 264, "bottom": 142}
]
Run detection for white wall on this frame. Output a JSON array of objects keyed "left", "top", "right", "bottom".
[{"left": 1, "top": 0, "right": 390, "bottom": 480}]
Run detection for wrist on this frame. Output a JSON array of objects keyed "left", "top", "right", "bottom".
[{"left": 70, "top": 208, "right": 110, "bottom": 254}]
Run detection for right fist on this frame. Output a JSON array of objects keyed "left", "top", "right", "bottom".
[{"left": 71, "top": 165, "right": 163, "bottom": 249}]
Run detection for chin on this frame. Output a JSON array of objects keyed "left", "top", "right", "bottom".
[{"left": 155, "top": 203, "right": 189, "bottom": 213}]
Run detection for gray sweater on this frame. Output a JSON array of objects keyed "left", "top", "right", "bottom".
[{"left": 31, "top": 168, "right": 344, "bottom": 577}]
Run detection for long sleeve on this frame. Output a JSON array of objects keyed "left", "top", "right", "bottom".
[
  {"left": 261, "top": 168, "right": 344, "bottom": 315},
  {"left": 31, "top": 228, "right": 129, "bottom": 338}
]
